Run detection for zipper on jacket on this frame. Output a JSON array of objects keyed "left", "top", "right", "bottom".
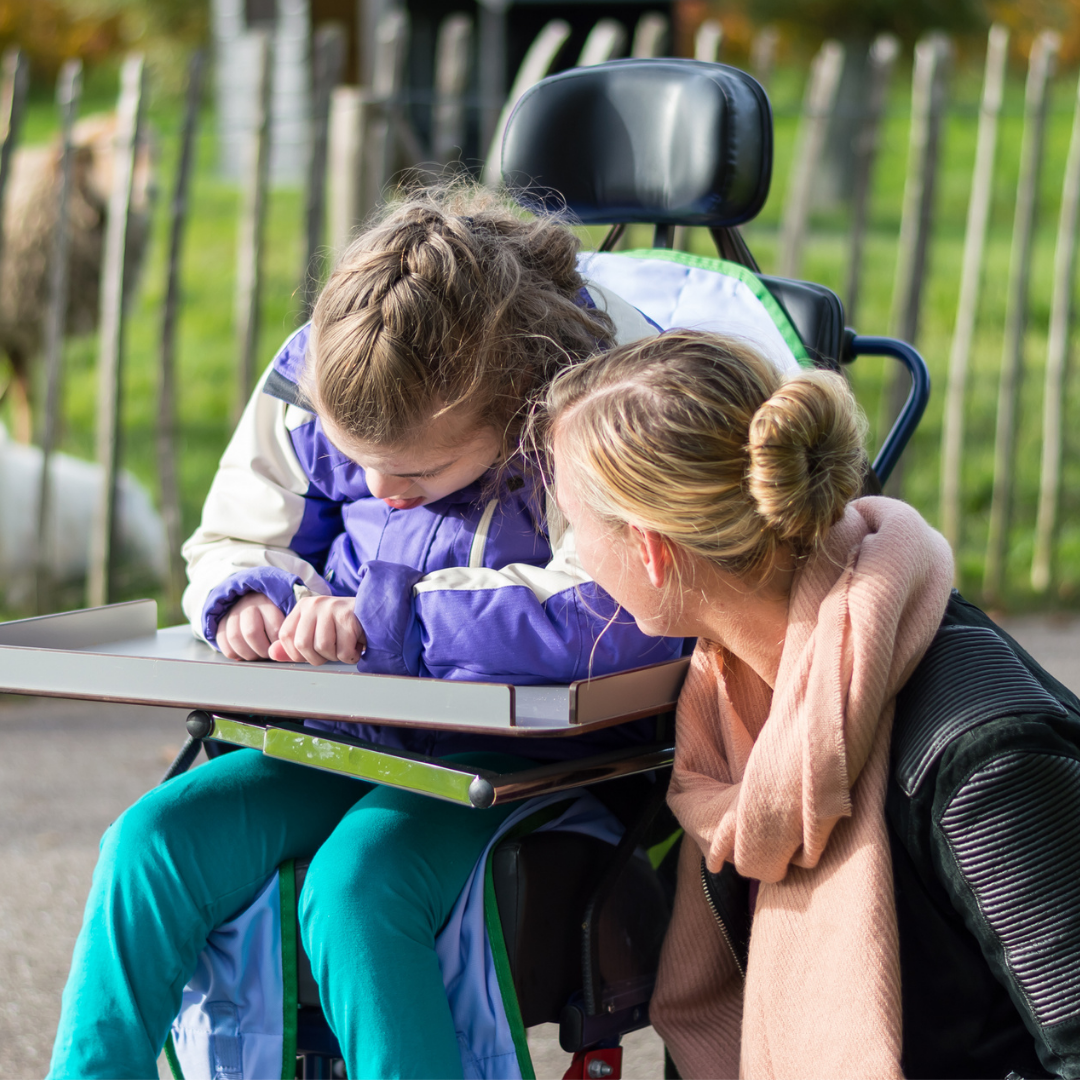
[{"left": 700, "top": 857, "right": 745, "bottom": 979}]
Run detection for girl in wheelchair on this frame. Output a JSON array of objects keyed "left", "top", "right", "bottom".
[
  {"left": 545, "top": 328, "right": 1080, "bottom": 1080},
  {"left": 48, "top": 187, "right": 695, "bottom": 1079}
]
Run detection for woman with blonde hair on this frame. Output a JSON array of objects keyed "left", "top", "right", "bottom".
[{"left": 545, "top": 328, "right": 1080, "bottom": 1079}]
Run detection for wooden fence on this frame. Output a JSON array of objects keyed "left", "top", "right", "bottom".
[{"left": 5, "top": 15, "right": 1080, "bottom": 618}]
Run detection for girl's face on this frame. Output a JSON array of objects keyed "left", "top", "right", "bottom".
[{"left": 323, "top": 410, "right": 502, "bottom": 510}]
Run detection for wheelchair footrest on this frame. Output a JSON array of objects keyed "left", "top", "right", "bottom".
[
  {"left": 559, "top": 981, "right": 652, "bottom": 1052},
  {"left": 563, "top": 1046, "right": 623, "bottom": 1079}
]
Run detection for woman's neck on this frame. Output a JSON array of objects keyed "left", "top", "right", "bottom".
[{"left": 682, "top": 557, "right": 795, "bottom": 689}]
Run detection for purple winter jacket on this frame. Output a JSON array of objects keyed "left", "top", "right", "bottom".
[{"left": 181, "top": 280, "right": 684, "bottom": 760}]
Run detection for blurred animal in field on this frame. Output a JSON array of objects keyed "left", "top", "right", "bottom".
[
  {"left": 0, "top": 114, "right": 154, "bottom": 442},
  {"left": 0, "top": 422, "right": 166, "bottom": 610}
]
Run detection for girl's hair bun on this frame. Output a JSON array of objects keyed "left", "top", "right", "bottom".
[{"left": 747, "top": 370, "right": 867, "bottom": 549}]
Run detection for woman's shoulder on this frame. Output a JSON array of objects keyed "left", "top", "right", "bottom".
[{"left": 890, "top": 590, "right": 1080, "bottom": 802}]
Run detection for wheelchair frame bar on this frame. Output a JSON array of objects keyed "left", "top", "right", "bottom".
[
  {"left": 854, "top": 335, "right": 931, "bottom": 485},
  {"left": 194, "top": 712, "right": 675, "bottom": 807}
]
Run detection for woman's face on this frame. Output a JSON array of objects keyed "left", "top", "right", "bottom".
[
  {"left": 553, "top": 437, "right": 683, "bottom": 638},
  {"left": 323, "top": 410, "right": 502, "bottom": 510}
]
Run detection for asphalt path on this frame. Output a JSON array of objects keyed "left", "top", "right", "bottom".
[{"left": 2, "top": 613, "right": 1077, "bottom": 1079}]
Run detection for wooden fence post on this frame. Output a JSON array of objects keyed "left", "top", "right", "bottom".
[
  {"left": 156, "top": 49, "right": 205, "bottom": 624},
  {"left": 939, "top": 25, "right": 1008, "bottom": 561},
  {"left": 360, "top": 8, "right": 409, "bottom": 219},
  {"left": 777, "top": 40, "right": 845, "bottom": 279},
  {"left": 327, "top": 86, "right": 364, "bottom": 257},
  {"left": 632, "top": 13, "right": 669, "bottom": 58},
  {"left": 477, "top": 4, "right": 508, "bottom": 155},
  {"left": 880, "top": 32, "right": 950, "bottom": 496},
  {"left": 356, "top": 0, "right": 393, "bottom": 88},
  {"left": 300, "top": 24, "right": 346, "bottom": 319},
  {"left": 0, "top": 47, "right": 27, "bottom": 439},
  {"left": 578, "top": 20, "right": 628, "bottom": 67},
  {"left": 432, "top": 14, "right": 473, "bottom": 165},
  {"left": 233, "top": 30, "right": 272, "bottom": 421},
  {"left": 845, "top": 33, "right": 899, "bottom": 325},
  {"left": 889, "top": 33, "right": 951, "bottom": 344},
  {"left": 481, "top": 20, "right": 571, "bottom": 187},
  {"left": 0, "top": 48, "right": 28, "bottom": 276},
  {"left": 750, "top": 27, "right": 779, "bottom": 89},
  {"left": 984, "top": 29, "right": 1060, "bottom": 603},
  {"left": 1032, "top": 62, "right": 1080, "bottom": 593},
  {"left": 34, "top": 58, "right": 81, "bottom": 615},
  {"left": 87, "top": 55, "right": 146, "bottom": 609},
  {"left": 694, "top": 20, "right": 723, "bottom": 64}
]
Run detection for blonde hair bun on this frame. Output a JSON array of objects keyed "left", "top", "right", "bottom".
[
  {"left": 747, "top": 370, "right": 867, "bottom": 548},
  {"left": 545, "top": 329, "right": 869, "bottom": 581}
]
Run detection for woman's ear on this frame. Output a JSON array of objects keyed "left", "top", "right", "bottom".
[{"left": 631, "top": 526, "right": 671, "bottom": 589}]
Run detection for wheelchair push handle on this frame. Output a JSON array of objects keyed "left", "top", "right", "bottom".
[{"left": 843, "top": 333, "right": 931, "bottom": 486}]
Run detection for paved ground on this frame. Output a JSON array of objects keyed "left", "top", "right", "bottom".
[
  {"left": 0, "top": 698, "right": 191, "bottom": 1079},
  {"left": 2, "top": 613, "right": 1077, "bottom": 1079}
]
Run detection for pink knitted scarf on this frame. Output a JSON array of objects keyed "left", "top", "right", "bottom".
[{"left": 650, "top": 498, "right": 954, "bottom": 1079}]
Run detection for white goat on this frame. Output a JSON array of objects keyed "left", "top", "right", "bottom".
[{"left": 0, "top": 422, "right": 166, "bottom": 609}]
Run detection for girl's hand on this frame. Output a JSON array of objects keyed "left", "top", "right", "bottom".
[
  {"left": 217, "top": 591, "right": 286, "bottom": 660},
  {"left": 268, "top": 595, "right": 365, "bottom": 666}
]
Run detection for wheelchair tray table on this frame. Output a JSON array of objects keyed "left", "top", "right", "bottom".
[{"left": 0, "top": 600, "right": 686, "bottom": 805}]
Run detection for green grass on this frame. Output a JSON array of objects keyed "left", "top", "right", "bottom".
[{"left": 6, "top": 53, "right": 1080, "bottom": 620}]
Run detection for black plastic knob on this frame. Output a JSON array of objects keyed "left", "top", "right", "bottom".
[{"left": 186, "top": 710, "right": 215, "bottom": 739}]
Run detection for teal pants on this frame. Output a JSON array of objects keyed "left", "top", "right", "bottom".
[{"left": 48, "top": 747, "right": 526, "bottom": 1080}]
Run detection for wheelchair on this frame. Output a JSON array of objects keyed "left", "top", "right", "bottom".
[
  {"left": 177, "top": 58, "right": 927, "bottom": 1080},
  {"left": 0, "top": 58, "right": 929, "bottom": 1080}
]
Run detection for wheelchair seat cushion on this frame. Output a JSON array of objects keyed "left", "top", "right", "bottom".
[
  {"left": 492, "top": 831, "right": 670, "bottom": 1029},
  {"left": 580, "top": 250, "right": 807, "bottom": 374},
  {"left": 502, "top": 59, "right": 772, "bottom": 227}
]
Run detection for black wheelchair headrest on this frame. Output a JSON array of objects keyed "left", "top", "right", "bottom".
[{"left": 501, "top": 59, "right": 772, "bottom": 228}]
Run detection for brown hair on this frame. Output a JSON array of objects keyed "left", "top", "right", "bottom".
[
  {"left": 545, "top": 329, "right": 868, "bottom": 579},
  {"left": 304, "top": 185, "right": 614, "bottom": 462}
]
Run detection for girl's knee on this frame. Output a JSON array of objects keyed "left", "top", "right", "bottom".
[
  {"left": 298, "top": 803, "right": 448, "bottom": 952},
  {"left": 97, "top": 789, "right": 175, "bottom": 874},
  {"left": 299, "top": 809, "right": 397, "bottom": 918},
  {"left": 299, "top": 793, "right": 509, "bottom": 960}
]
